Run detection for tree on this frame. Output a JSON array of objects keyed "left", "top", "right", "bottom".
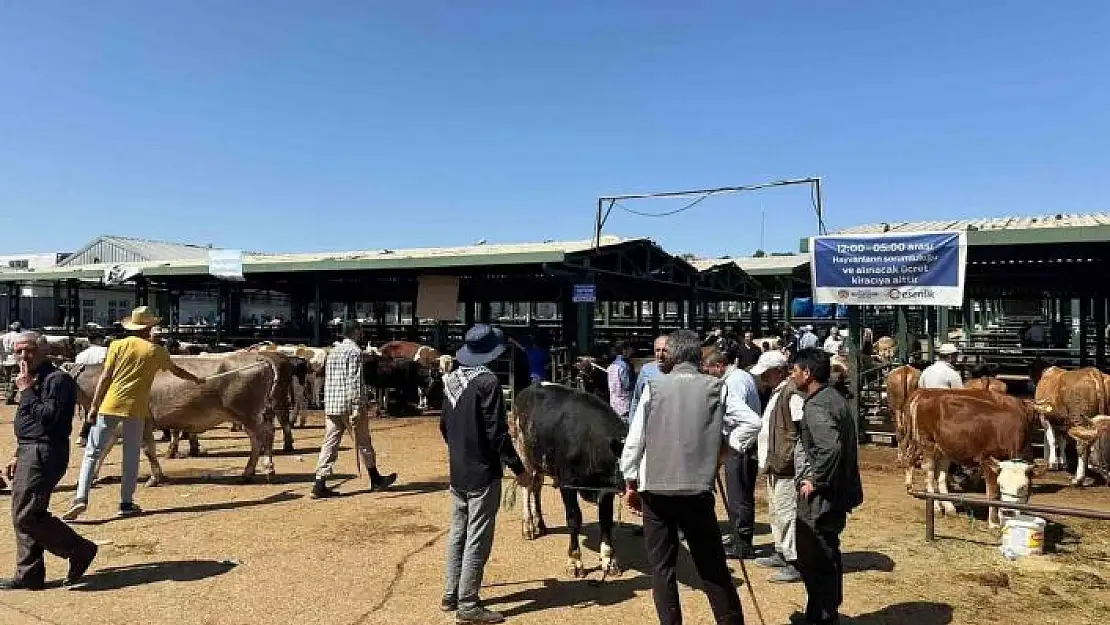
[
  {"left": 679, "top": 252, "right": 699, "bottom": 261},
  {"left": 753, "top": 249, "right": 767, "bottom": 257}
]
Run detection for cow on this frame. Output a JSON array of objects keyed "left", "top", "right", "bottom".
[
  {"left": 68, "top": 353, "right": 280, "bottom": 485},
  {"left": 966, "top": 375, "right": 1007, "bottom": 394},
  {"left": 364, "top": 353, "right": 435, "bottom": 417},
  {"left": 1031, "top": 365, "right": 1109, "bottom": 481},
  {"left": 903, "top": 388, "right": 1042, "bottom": 527},
  {"left": 378, "top": 341, "right": 449, "bottom": 410},
  {"left": 1067, "top": 416, "right": 1110, "bottom": 484},
  {"left": 509, "top": 382, "right": 628, "bottom": 578},
  {"left": 885, "top": 364, "right": 922, "bottom": 465}
]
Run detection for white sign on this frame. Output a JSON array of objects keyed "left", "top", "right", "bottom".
[
  {"left": 103, "top": 264, "right": 142, "bottom": 286},
  {"left": 208, "top": 249, "right": 245, "bottom": 281},
  {"left": 572, "top": 284, "right": 596, "bottom": 303}
]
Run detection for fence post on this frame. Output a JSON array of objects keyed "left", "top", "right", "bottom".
[{"left": 925, "top": 494, "right": 935, "bottom": 542}]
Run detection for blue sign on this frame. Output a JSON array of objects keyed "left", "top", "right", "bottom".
[
  {"left": 810, "top": 231, "right": 967, "bottom": 306},
  {"left": 572, "top": 284, "right": 596, "bottom": 303}
]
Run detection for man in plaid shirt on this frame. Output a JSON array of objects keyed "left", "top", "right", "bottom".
[{"left": 312, "top": 321, "right": 397, "bottom": 499}]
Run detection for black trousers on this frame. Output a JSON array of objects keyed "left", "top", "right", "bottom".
[
  {"left": 641, "top": 491, "right": 744, "bottom": 625},
  {"left": 796, "top": 494, "right": 847, "bottom": 624},
  {"left": 723, "top": 447, "right": 758, "bottom": 547},
  {"left": 11, "top": 443, "right": 93, "bottom": 586}
]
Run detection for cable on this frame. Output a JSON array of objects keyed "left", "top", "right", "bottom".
[{"left": 611, "top": 192, "right": 716, "bottom": 218}]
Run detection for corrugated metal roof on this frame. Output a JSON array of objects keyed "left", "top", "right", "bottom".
[
  {"left": 735, "top": 254, "right": 809, "bottom": 275},
  {"left": 58, "top": 235, "right": 238, "bottom": 267},
  {"left": 687, "top": 258, "right": 735, "bottom": 272},
  {"left": 247, "top": 235, "right": 629, "bottom": 264},
  {"left": 835, "top": 213, "right": 1110, "bottom": 235}
]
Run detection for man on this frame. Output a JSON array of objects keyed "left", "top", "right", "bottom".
[
  {"left": 73, "top": 334, "right": 109, "bottom": 447},
  {"left": 313, "top": 320, "right": 397, "bottom": 498},
  {"left": 440, "top": 324, "right": 528, "bottom": 624},
  {"left": 2, "top": 321, "right": 23, "bottom": 405},
  {"left": 630, "top": 335, "right": 667, "bottom": 417},
  {"left": 621, "top": 329, "right": 745, "bottom": 625},
  {"left": 919, "top": 343, "right": 963, "bottom": 389},
  {"left": 704, "top": 346, "right": 762, "bottom": 559},
  {"left": 737, "top": 331, "right": 762, "bottom": 369},
  {"left": 64, "top": 306, "right": 206, "bottom": 520},
  {"left": 791, "top": 348, "right": 863, "bottom": 625},
  {"left": 751, "top": 350, "right": 805, "bottom": 583},
  {"left": 606, "top": 340, "right": 635, "bottom": 422},
  {"left": 798, "top": 325, "right": 819, "bottom": 351},
  {"left": 1, "top": 332, "right": 98, "bottom": 590},
  {"left": 780, "top": 324, "right": 798, "bottom": 358},
  {"left": 822, "top": 328, "right": 843, "bottom": 356}
]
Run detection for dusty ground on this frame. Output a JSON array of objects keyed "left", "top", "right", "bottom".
[{"left": 0, "top": 408, "right": 1107, "bottom": 625}]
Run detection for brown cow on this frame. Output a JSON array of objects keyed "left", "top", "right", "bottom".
[
  {"left": 1032, "top": 366, "right": 1108, "bottom": 482},
  {"left": 885, "top": 365, "right": 922, "bottom": 466},
  {"left": 903, "top": 388, "right": 1040, "bottom": 527},
  {"left": 69, "top": 353, "right": 280, "bottom": 485},
  {"left": 966, "top": 376, "right": 1007, "bottom": 394}
]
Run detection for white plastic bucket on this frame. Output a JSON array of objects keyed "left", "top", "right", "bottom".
[{"left": 1000, "top": 514, "right": 1046, "bottom": 558}]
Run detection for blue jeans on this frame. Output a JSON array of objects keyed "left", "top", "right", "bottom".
[
  {"left": 443, "top": 481, "right": 501, "bottom": 610},
  {"left": 74, "top": 415, "right": 143, "bottom": 506}
]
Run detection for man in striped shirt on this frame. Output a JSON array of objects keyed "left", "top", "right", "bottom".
[
  {"left": 607, "top": 341, "right": 635, "bottom": 422},
  {"left": 313, "top": 321, "right": 397, "bottom": 499}
]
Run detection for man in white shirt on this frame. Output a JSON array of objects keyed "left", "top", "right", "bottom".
[
  {"left": 797, "top": 326, "right": 819, "bottom": 351},
  {"left": 703, "top": 348, "right": 763, "bottom": 559},
  {"left": 919, "top": 343, "right": 964, "bottom": 389},
  {"left": 751, "top": 350, "right": 806, "bottom": 583},
  {"left": 2, "top": 322, "right": 23, "bottom": 405},
  {"left": 822, "top": 328, "right": 843, "bottom": 356},
  {"left": 73, "top": 335, "right": 109, "bottom": 447}
]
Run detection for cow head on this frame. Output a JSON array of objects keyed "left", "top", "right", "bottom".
[
  {"left": 1068, "top": 416, "right": 1110, "bottom": 477},
  {"left": 438, "top": 354, "right": 457, "bottom": 374},
  {"left": 989, "top": 458, "right": 1034, "bottom": 505}
]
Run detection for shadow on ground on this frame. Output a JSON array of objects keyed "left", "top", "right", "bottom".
[
  {"left": 72, "top": 559, "right": 238, "bottom": 591},
  {"left": 790, "top": 601, "right": 954, "bottom": 624}
]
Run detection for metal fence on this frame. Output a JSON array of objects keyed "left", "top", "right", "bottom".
[{"left": 909, "top": 490, "right": 1110, "bottom": 542}]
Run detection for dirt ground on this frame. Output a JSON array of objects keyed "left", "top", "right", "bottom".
[{"left": 0, "top": 408, "right": 1107, "bottom": 625}]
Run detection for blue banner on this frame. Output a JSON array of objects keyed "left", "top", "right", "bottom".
[{"left": 809, "top": 231, "right": 967, "bottom": 306}]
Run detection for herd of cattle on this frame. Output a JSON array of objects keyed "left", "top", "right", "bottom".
[{"left": 886, "top": 360, "right": 1110, "bottom": 528}]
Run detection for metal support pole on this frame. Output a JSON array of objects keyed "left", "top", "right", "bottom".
[
  {"left": 6, "top": 282, "right": 21, "bottom": 327},
  {"left": 1079, "top": 297, "right": 1091, "bottom": 366},
  {"left": 846, "top": 305, "right": 861, "bottom": 426},
  {"left": 312, "top": 278, "right": 322, "bottom": 347},
  {"left": 925, "top": 496, "right": 935, "bottom": 542},
  {"left": 1096, "top": 296, "right": 1107, "bottom": 370}
]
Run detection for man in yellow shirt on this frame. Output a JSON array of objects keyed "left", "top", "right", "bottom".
[{"left": 63, "top": 307, "right": 205, "bottom": 520}]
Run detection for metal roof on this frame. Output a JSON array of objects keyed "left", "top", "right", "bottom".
[
  {"left": 836, "top": 213, "right": 1110, "bottom": 235},
  {"left": 735, "top": 254, "right": 809, "bottom": 276},
  {"left": 0, "top": 235, "right": 642, "bottom": 281},
  {"left": 58, "top": 235, "right": 240, "bottom": 267}
]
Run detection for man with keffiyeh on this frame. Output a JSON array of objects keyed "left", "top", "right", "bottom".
[{"left": 439, "top": 324, "right": 529, "bottom": 624}]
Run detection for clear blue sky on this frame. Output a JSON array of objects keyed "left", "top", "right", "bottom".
[{"left": 1, "top": 2, "right": 1107, "bottom": 258}]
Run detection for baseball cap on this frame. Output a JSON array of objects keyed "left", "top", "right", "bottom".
[{"left": 750, "top": 350, "right": 790, "bottom": 375}]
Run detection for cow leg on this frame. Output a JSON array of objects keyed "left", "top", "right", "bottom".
[
  {"left": 167, "top": 430, "right": 182, "bottom": 459},
  {"left": 935, "top": 455, "right": 958, "bottom": 515},
  {"left": 187, "top": 433, "right": 202, "bottom": 457},
  {"left": 1042, "top": 419, "right": 1064, "bottom": 470},
  {"left": 560, "top": 488, "right": 585, "bottom": 578},
  {"left": 922, "top": 452, "right": 945, "bottom": 515},
  {"left": 522, "top": 473, "right": 546, "bottom": 539},
  {"left": 598, "top": 492, "right": 620, "bottom": 576},
  {"left": 142, "top": 420, "right": 167, "bottom": 487},
  {"left": 238, "top": 418, "right": 277, "bottom": 484},
  {"left": 983, "top": 461, "right": 1002, "bottom": 528},
  {"left": 278, "top": 408, "right": 295, "bottom": 453},
  {"left": 1072, "top": 440, "right": 1090, "bottom": 487}
]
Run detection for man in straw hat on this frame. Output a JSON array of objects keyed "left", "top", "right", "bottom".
[
  {"left": 312, "top": 320, "right": 397, "bottom": 499},
  {"left": 440, "top": 324, "right": 528, "bottom": 624},
  {"left": 63, "top": 306, "right": 206, "bottom": 520},
  {"left": 919, "top": 343, "right": 963, "bottom": 390}
]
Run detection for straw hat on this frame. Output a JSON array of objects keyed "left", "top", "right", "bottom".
[{"left": 121, "top": 306, "right": 162, "bottom": 331}]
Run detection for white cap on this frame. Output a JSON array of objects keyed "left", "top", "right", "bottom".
[
  {"left": 750, "top": 350, "right": 790, "bottom": 376},
  {"left": 938, "top": 343, "right": 959, "bottom": 355}
]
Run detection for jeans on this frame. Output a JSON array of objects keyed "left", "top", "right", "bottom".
[
  {"left": 724, "top": 447, "right": 758, "bottom": 547},
  {"left": 443, "top": 481, "right": 501, "bottom": 611},
  {"left": 75, "top": 415, "right": 143, "bottom": 505},
  {"left": 641, "top": 491, "right": 745, "bottom": 625}
]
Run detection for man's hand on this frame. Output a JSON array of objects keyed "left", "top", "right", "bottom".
[
  {"left": 14, "top": 360, "right": 31, "bottom": 391},
  {"left": 5, "top": 456, "right": 16, "bottom": 481},
  {"left": 514, "top": 472, "right": 530, "bottom": 488},
  {"left": 800, "top": 480, "right": 816, "bottom": 501},
  {"left": 624, "top": 486, "right": 642, "bottom": 515}
]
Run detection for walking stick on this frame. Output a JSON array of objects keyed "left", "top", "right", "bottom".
[{"left": 716, "top": 470, "right": 768, "bottom": 625}]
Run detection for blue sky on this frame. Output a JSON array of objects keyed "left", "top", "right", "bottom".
[{"left": 1, "top": 2, "right": 1107, "bottom": 258}]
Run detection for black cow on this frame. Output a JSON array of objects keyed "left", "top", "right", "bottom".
[
  {"left": 363, "top": 354, "right": 433, "bottom": 417},
  {"left": 509, "top": 382, "right": 627, "bottom": 578}
]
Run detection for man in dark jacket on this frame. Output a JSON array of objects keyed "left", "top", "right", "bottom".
[
  {"left": 440, "top": 324, "right": 528, "bottom": 624},
  {"left": 1, "top": 332, "right": 98, "bottom": 590},
  {"left": 790, "top": 348, "right": 864, "bottom": 625}
]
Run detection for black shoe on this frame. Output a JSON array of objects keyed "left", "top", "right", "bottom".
[
  {"left": 0, "top": 578, "right": 44, "bottom": 591},
  {"left": 370, "top": 472, "right": 397, "bottom": 492},
  {"left": 118, "top": 503, "right": 142, "bottom": 517},
  {"left": 456, "top": 606, "right": 505, "bottom": 624},
  {"left": 725, "top": 543, "right": 756, "bottom": 560},
  {"left": 64, "top": 543, "right": 98, "bottom": 586},
  {"left": 441, "top": 595, "right": 458, "bottom": 612},
  {"left": 311, "top": 479, "right": 337, "bottom": 499}
]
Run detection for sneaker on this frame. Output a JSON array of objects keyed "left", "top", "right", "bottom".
[
  {"left": 370, "top": 472, "right": 398, "bottom": 492},
  {"left": 769, "top": 564, "right": 802, "bottom": 584},
  {"left": 457, "top": 606, "right": 505, "bottom": 624},
  {"left": 441, "top": 595, "right": 458, "bottom": 612},
  {"left": 754, "top": 553, "right": 788, "bottom": 569},
  {"left": 0, "top": 578, "right": 44, "bottom": 591},
  {"left": 62, "top": 501, "right": 88, "bottom": 521},
  {"left": 311, "top": 479, "right": 337, "bottom": 499},
  {"left": 725, "top": 542, "right": 755, "bottom": 560},
  {"left": 63, "top": 542, "right": 98, "bottom": 586},
  {"left": 118, "top": 503, "right": 142, "bottom": 517}
]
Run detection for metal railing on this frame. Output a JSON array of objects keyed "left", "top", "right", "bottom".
[{"left": 909, "top": 490, "right": 1110, "bottom": 542}]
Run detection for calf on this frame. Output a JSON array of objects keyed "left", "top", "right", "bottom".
[
  {"left": 904, "top": 388, "right": 1041, "bottom": 527},
  {"left": 1032, "top": 366, "right": 1108, "bottom": 480},
  {"left": 509, "top": 382, "right": 628, "bottom": 578},
  {"left": 364, "top": 354, "right": 433, "bottom": 417}
]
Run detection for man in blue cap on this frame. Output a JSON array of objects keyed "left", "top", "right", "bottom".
[{"left": 440, "top": 324, "right": 529, "bottom": 624}]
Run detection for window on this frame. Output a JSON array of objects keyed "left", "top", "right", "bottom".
[
  {"left": 7, "top": 259, "right": 28, "bottom": 269},
  {"left": 82, "top": 299, "right": 95, "bottom": 325}
]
